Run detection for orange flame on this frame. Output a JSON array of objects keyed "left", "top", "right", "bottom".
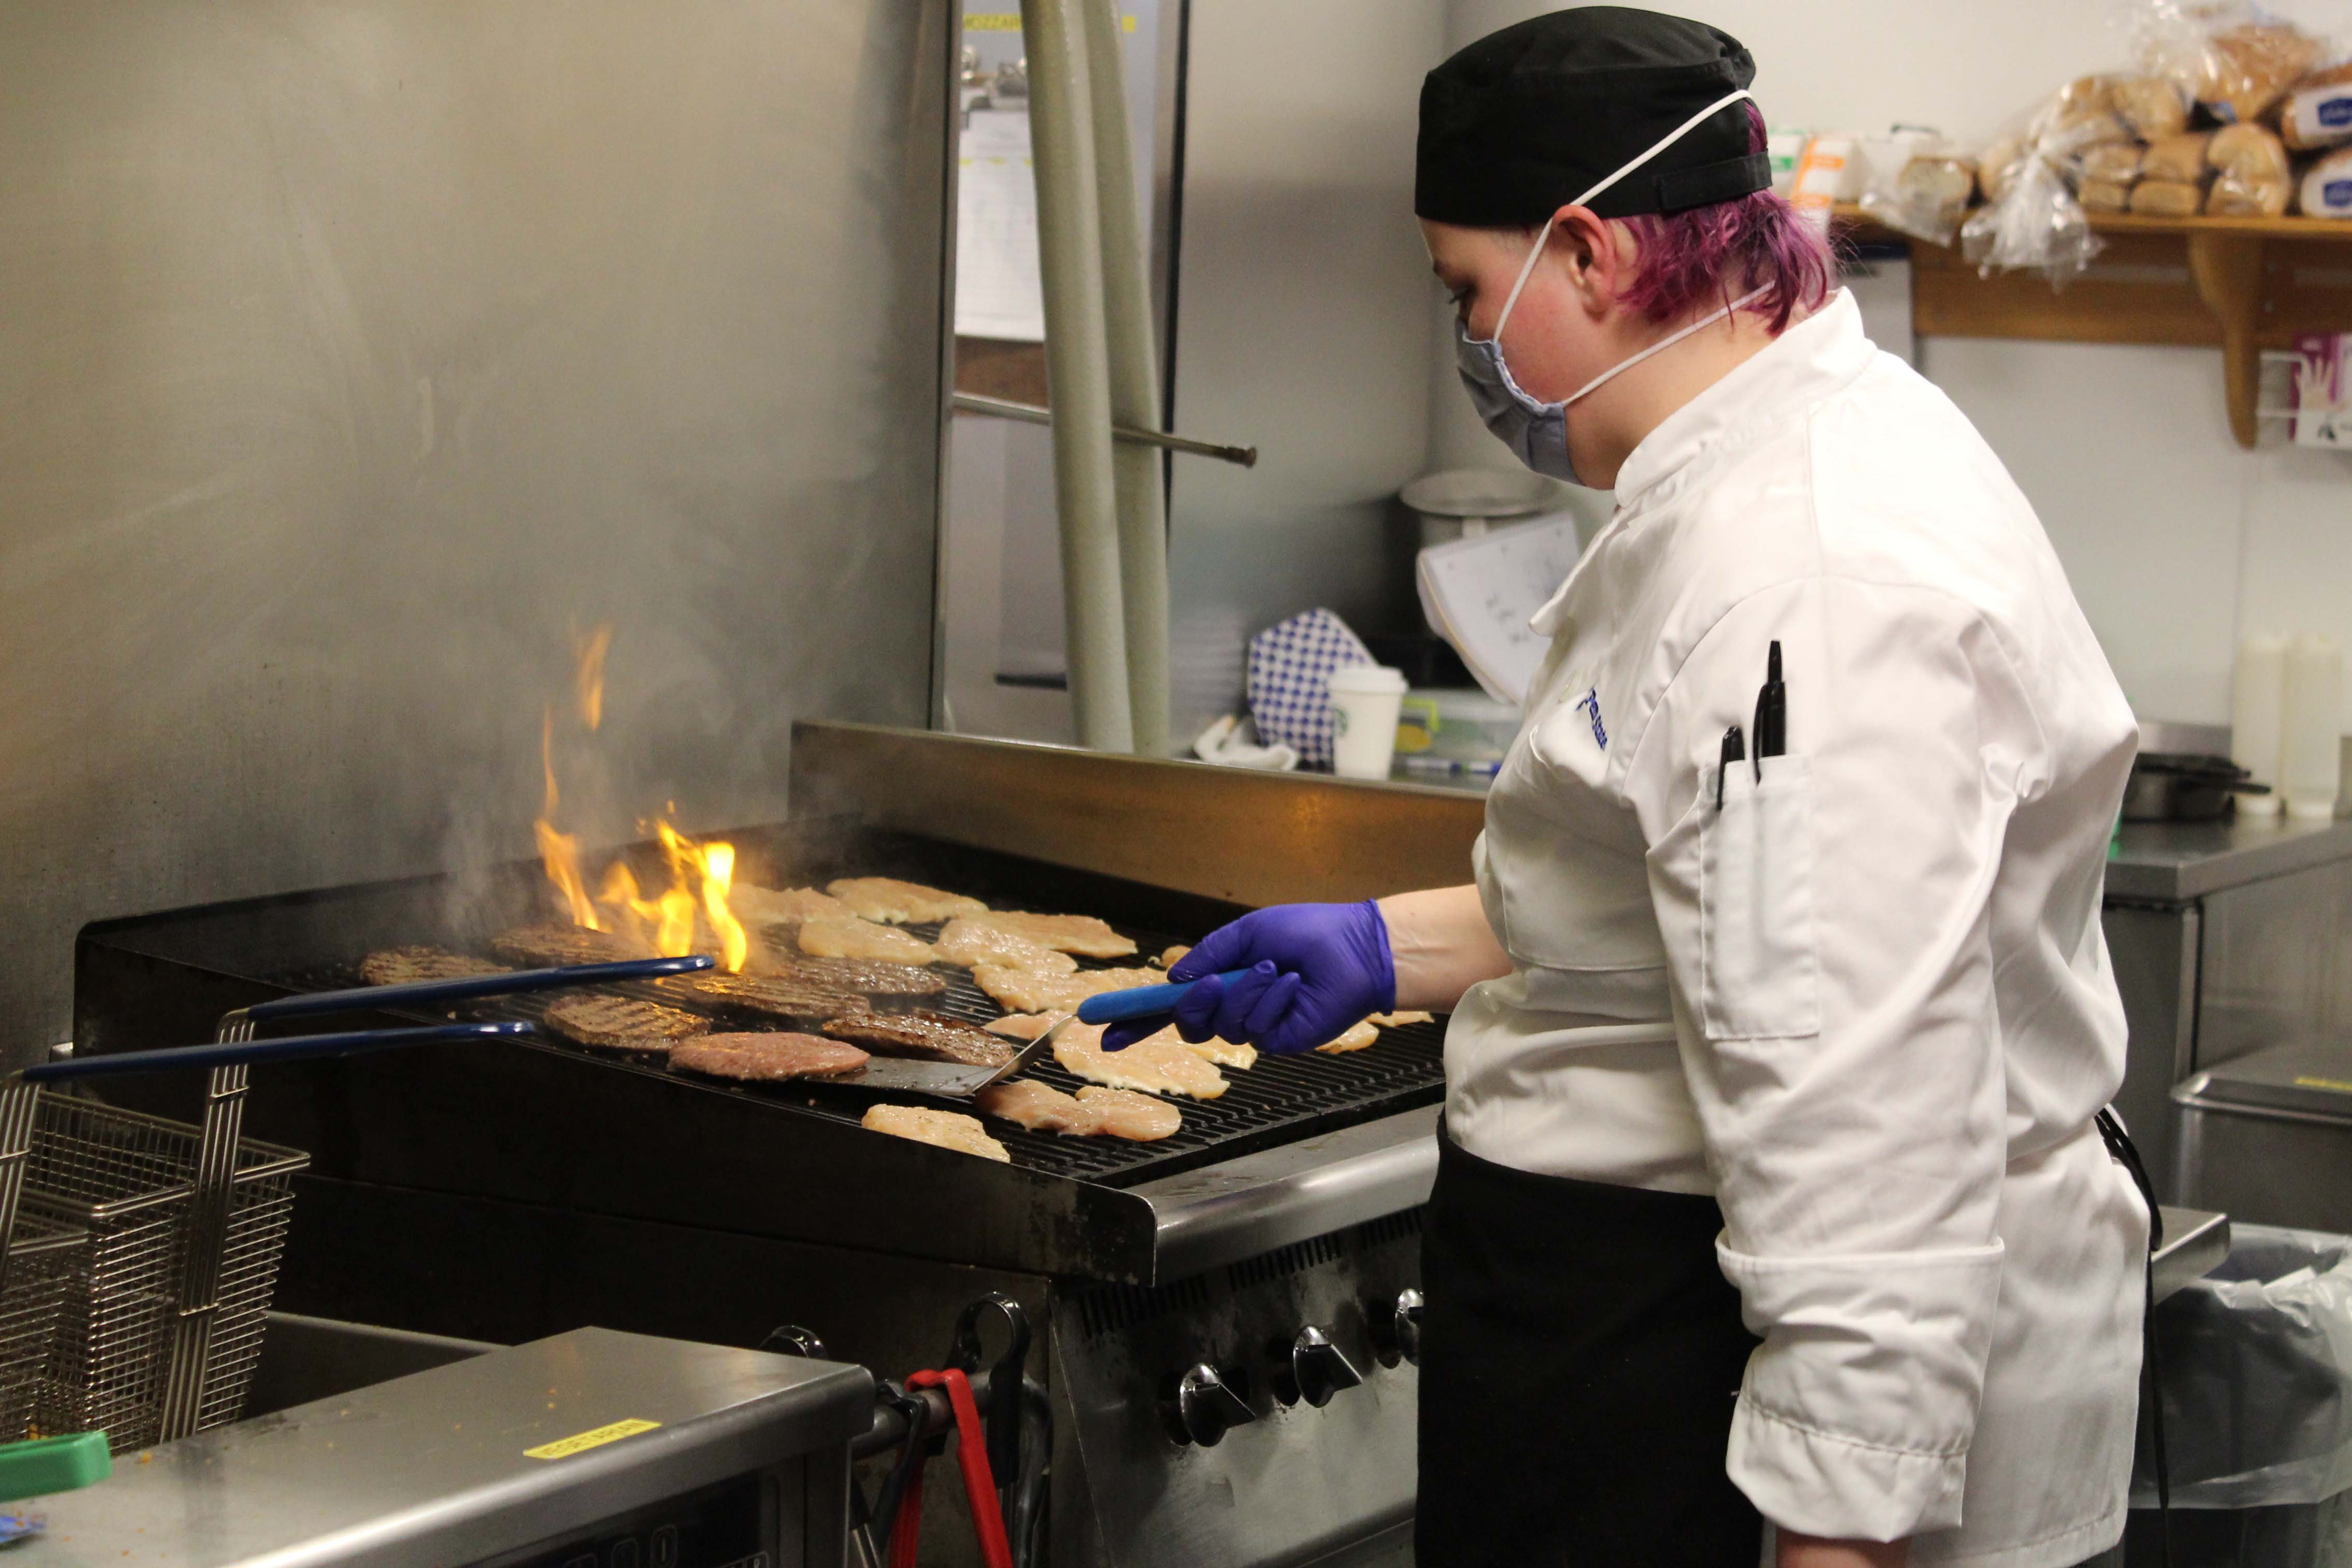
[{"left": 530, "top": 624, "right": 750, "bottom": 971}]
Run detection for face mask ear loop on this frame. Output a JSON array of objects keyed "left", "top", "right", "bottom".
[{"left": 1486, "top": 87, "right": 1755, "bottom": 348}]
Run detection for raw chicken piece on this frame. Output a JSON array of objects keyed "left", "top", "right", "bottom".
[
  {"left": 973, "top": 965, "right": 1161, "bottom": 1016},
  {"left": 934, "top": 919, "right": 1079, "bottom": 974},
  {"left": 983, "top": 1012, "right": 1059, "bottom": 1041},
  {"left": 1315, "top": 1018, "right": 1381, "bottom": 1054},
  {"left": 955, "top": 911, "right": 1137, "bottom": 959},
  {"left": 796, "top": 917, "right": 936, "bottom": 964},
  {"left": 1076, "top": 1087, "right": 1183, "bottom": 1140},
  {"left": 1053, "top": 1023, "right": 1227, "bottom": 1100},
  {"left": 1157, "top": 944, "right": 1192, "bottom": 970},
  {"left": 1167, "top": 1027, "right": 1256, "bottom": 1070},
  {"left": 862, "top": 1104, "right": 1010, "bottom": 1162},
  {"left": 1368, "top": 1010, "right": 1434, "bottom": 1027},
  {"left": 825, "top": 877, "right": 988, "bottom": 924},
  {"left": 977, "top": 1081, "right": 1180, "bottom": 1141},
  {"left": 730, "top": 884, "right": 854, "bottom": 925}
]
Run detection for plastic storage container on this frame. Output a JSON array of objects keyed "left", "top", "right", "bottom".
[{"left": 1396, "top": 688, "right": 1520, "bottom": 765}]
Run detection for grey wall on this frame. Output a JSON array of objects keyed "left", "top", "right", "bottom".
[
  {"left": 1163, "top": 0, "right": 1449, "bottom": 739},
  {"left": 0, "top": 0, "right": 954, "bottom": 1062}
]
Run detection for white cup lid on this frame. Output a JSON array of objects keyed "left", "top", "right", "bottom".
[{"left": 1325, "top": 663, "right": 1408, "bottom": 695}]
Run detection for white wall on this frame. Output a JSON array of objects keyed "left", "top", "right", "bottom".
[{"left": 1437, "top": 0, "right": 2352, "bottom": 727}]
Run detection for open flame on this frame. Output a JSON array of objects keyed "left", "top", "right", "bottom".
[{"left": 531, "top": 625, "right": 752, "bottom": 971}]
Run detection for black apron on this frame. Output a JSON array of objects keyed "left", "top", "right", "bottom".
[{"left": 1416, "top": 1125, "right": 1763, "bottom": 1568}]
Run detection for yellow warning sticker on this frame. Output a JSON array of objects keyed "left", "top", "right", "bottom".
[
  {"left": 2294, "top": 1075, "right": 2352, "bottom": 1095},
  {"left": 964, "top": 12, "right": 1139, "bottom": 30},
  {"left": 525, "top": 1418, "right": 661, "bottom": 1461}
]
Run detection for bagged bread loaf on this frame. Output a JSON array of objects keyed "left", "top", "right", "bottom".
[
  {"left": 1978, "top": 132, "right": 2032, "bottom": 204},
  {"left": 2049, "top": 74, "right": 2133, "bottom": 151},
  {"left": 2196, "top": 22, "right": 2322, "bottom": 123},
  {"left": 2208, "top": 122, "right": 2290, "bottom": 182},
  {"left": 2142, "top": 130, "right": 2214, "bottom": 184},
  {"left": 2131, "top": 179, "right": 2207, "bottom": 216},
  {"left": 2080, "top": 142, "right": 2146, "bottom": 184},
  {"left": 2208, "top": 172, "right": 2291, "bottom": 216},
  {"left": 2301, "top": 145, "right": 2352, "bottom": 217},
  {"left": 2113, "top": 75, "right": 2190, "bottom": 140},
  {"left": 2078, "top": 178, "right": 2134, "bottom": 214},
  {"left": 2283, "top": 80, "right": 2352, "bottom": 152}
]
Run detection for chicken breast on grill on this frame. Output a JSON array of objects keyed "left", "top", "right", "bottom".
[
  {"left": 824, "top": 877, "right": 988, "bottom": 924},
  {"left": 793, "top": 917, "right": 937, "bottom": 965},
  {"left": 1315, "top": 1018, "right": 1381, "bottom": 1054},
  {"left": 982, "top": 1012, "right": 1057, "bottom": 1041},
  {"left": 669, "top": 1032, "right": 871, "bottom": 1081},
  {"left": 932, "top": 919, "right": 1079, "bottom": 974},
  {"left": 972, "top": 964, "right": 1160, "bottom": 1016},
  {"left": 954, "top": 911, "right": 1137, "bottom": 958},
  {"left": 976, "top": 1081, "right": 1181, "bottom": 1141},
  {"left": 729, "top": 884, "right": 855, "bottom": 925},
  {"left": 863, "top": 1104, "right": 1010, "bottom": 1162},
  {"left": 1052, "top": 1023, "right": 1227, "bottom": 1100},
  {"left": 360, "top": 947, "right": 512, "bottom": 986}
]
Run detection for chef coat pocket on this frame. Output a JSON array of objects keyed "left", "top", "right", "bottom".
[{"left": 1699, "top": 756, "right": 1820, "bottom": 1040}]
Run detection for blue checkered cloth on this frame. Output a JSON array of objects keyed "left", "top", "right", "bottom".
[{"left": 1247, "top": 608, "right": 1374, "bottom": 769}]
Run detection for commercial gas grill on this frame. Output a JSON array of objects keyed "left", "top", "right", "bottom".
[{"left": 74, "top": 721, "right": 1486, "bottom": 1568}]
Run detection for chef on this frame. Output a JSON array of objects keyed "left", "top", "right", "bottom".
[{"left": 1109, "top": 9, "right": 2149, "bottom": 1567}]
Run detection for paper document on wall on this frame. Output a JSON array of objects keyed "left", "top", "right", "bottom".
[
  {"left": 1416, "top": 515, "right": 1584, "bottom": 706},
  {"left": 956, "top": 109, "right": 1045, "bottom": 342}
]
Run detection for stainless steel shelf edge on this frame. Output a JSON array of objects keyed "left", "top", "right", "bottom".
[
  {"left": 1133, "top": 1106, "right": 1439, "bottom": 1282},
  {"left": 2107, "top": 817, "right": 2352, "bottom": 902},
  {"left": 2153, "top": 1206, "right": 2230, "bottom": 1303}
]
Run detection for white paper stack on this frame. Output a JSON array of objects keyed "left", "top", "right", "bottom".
[{"left": 1415, "top": 513, "right": 1584, "bottom": 707}]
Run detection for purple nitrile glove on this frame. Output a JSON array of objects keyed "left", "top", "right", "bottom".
[{"left": 1102, "top": 901, "right": 1395, "bottom": 1057}]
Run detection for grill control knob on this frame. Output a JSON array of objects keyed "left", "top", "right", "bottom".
[
  {"left": 1173, "top": 1363, "right": 1255, "bottom": 1447},
  {"left": 1291, "top": 1325, "right": 1363, "bottom": 1408},
  {"left": 1394, "top": 1289, "right": 1424, "bottom": 1367}
]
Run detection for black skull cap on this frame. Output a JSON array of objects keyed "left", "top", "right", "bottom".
[{"left": 1416, "top": 7, "right": 1769, "bottom": 227}]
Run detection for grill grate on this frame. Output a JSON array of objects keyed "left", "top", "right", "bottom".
[{"left": 271, "top": 909, "right": 1448, "bottom": 1188}]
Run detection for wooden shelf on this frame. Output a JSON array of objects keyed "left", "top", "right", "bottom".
[{"left": 1834, "top": 203, "right": 2352, "bottom": 447}]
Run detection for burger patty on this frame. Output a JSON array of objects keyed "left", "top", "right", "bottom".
[
  {"left": 653, "top": 969, "right": 869, "bottom": 1025},
  {"left": 821, "top": 1010, "right": 1016, "bottom": 1070},
  {"left": 360, "top": 946, "right": 512, "bottom": 987},
  {"left": 670, "top": 1032, "right": 872, "bottom": 1082},
  {"left": 757, "top": 954, "right": 947, "bottom": 1004},
  {"left": 489, "top": 922, "right": 651, "bottom": 969},
  {"left": 543, "top": 995, "right": 710, "bottom": 1055}
]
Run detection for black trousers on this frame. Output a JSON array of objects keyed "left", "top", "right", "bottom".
[{"left": 1416, "top": 1128, "right": 1765, "bottom": 1568}]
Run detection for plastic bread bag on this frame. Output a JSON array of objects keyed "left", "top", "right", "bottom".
[
  {"left": 2143, "top": 128, "right": 2216, "bottom": 180},
  {"left": 2132, "top": 177, "right": 2209, "bottom": 213},
  {"left": 2114, "top": 73, "right": 2193, "bottom": 137},
  {"left": 1857, "top": 134, "right": 1979, "bottom": 245},
  {"left": 2124, "top": 0, "right": 2330, "bottom": 124},
  {"left": 2082, "top": 140, "right": 2150, "bottom": 183},
  {"left": 2210, "top": 120, "right": 2292, "bottom": 179},
  {"left": 2208, "top": 169, "right": 2293, "bottom": 212},
  {"left": 2283, "top": 75, "right": 2352, "bottom": 149},
  {"left": 1963, "top": 90, "right": 2103, "bottom": 279},
  {"left": 2302, "top": 142, "right": 2352, "bottom": 213},
  {"left": 2080, "top": 176, "right": 2136, "bottom": 212}
]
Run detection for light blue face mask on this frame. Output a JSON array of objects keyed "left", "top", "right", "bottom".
[{"left": 1455, "top": 87, "right": 1761, "bottom": 487}]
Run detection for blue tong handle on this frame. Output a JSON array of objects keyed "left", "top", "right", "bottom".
[
  {"left": 242, "top": 955, "right": 713, "bottom": 1023},
  {"left": 1075, "top": 970, "right": 1254, "bottom": 1026},
  {"left": 23, "top": 1022, "right": 535, "bottom": 1083}
]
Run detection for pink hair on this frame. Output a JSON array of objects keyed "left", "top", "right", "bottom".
[{"left": 1612, "top": 105, "right": 1833, "bottom": 335}]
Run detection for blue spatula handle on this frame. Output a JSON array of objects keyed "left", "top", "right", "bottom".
[
  {"left": 24, "top": 1022, "right": 535, "bottom": 1083},
  {"left": 1075, "top": 970, "right": 1254, "bottom": 1025},
  {"left": 244, "top": 955, "right": 712, "bottom": 1022}
]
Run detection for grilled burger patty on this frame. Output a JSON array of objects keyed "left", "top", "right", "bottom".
[
  {"left": 489, "top": 922, "right": 651, "bottom": 969},
  {"left": 759, "top": 954, "right": 947, "bottom": 1003},
  {"left": 821, "top": 1010, "right": 1016, "bottom": 1069},
  {"left": 543, "top": 995, "right": 710, "bottom": 1054},
  {"left": 653, "top": 969, "right": 867, "bottom": 1024},
  {"left": 360, "top": 946, "right": 512, "bottom": 986},
  {"left": 670, "top": 1032, "right": 872, "bottom": 1082}
]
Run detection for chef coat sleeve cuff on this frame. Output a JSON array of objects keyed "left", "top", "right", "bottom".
[{"left": 1718, "top": 1238, "right": 2006, "bottom": 1540}]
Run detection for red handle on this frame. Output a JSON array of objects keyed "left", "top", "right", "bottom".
[{"left": 891, "top": 1367, "right": 1014, "bottom": 1568}]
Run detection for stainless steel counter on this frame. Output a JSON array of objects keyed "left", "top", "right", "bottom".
[{"left": 2107, "top": 816, "right": 2352, "bottom": 902}]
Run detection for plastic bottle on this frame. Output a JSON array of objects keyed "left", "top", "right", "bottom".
[
  {"left": 2281, "top": 633, "right": 2344, "bottom": 821},
  {"left": 2232, "top": 633, "right": 2288, "bottom": 816}
]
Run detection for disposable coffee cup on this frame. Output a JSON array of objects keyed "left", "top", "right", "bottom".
[{"left": 1327, "top": 664, "right": 1409, "bottom": 779}]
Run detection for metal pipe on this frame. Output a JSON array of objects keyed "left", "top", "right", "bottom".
[
  {"left": 1020, "top": 0, "right": 1133, "bottom": 752},
  {"left": 950, "top": 393, "right": 1256, "bottom": 467},
  {"left": 1079, "top": 0, "right": 1171, "bottom": 757}
]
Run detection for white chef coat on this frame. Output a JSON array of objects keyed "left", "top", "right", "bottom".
[{"left": 1444, "top": 289, "right": 2146, "bottom": 1564}]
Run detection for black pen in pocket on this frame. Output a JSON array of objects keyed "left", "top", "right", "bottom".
[{"left": 1716, "top": 724, "right": 1744, "bottom": 809}]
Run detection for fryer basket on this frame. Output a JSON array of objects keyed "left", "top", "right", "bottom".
[{"left": 25, "top": 1095, "right": 305, "bottom": 1453}]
